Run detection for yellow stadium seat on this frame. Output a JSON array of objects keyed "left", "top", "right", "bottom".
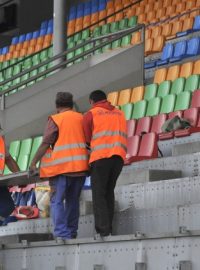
[
  {"left": 166, "top": 65, "right": 180, "bottom": 81},
  {"left": 130, "top": 86, "right": 144, "bottom": 103},
  {"left": 154, "top": 68, "right": 167, "bottom": 84},
  {"left": 193, "top": 60, "right": 200, "bottom": 75},
  {"left": 162, "top": 23, "right": 172, "bottom": 37},
  {"left": 151, "top": 26, "right": 162, "bottom": 39},
  {"left": 107, "top": 91, "right": 119, "bottom": 106},
  {"left": 180, "top": 62, "right": 193, "bottom": 78},
  {"left": 117, "top": 88, "right": 132, "bottom": 106}
]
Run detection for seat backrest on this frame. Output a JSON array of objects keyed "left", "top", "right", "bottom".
[
  {"left": 121, "top": 103, "right": 134, "bottom": 120},
  {"left": 154, "top": 68, "right": 167, "bottom": 84},
  {"left": 183, "top": 108, "right": 198, "bottom": 127},
  {"left": 172, "top": 41, "right": 187, "bottom": 58},
  {"left": 138, "top": 132, "right": 158, "bottom": 159},
  {"left": 193, "top": 15, "right": 200, "bottom": 31},
  {"left": 144, "top": 83, "right": 158, "bottom": 101},
  {"left": 107, "top": 91, "right": 119, "bottom": 106},
  {"left": 151, "top": 26, "right": 162, "bottom": 39},
  {"left": 9, "top": 140, "right": 21, "bottom": 158},
  {"left": 160, "top": 94, "right": 176, "bottom": 114},
  {"left": 160, "top": 43, "right": 174, "bottom": 61},
  {"left": 168, "top": 111, "right": 183, "bottom": 119},
  {"left": 146, "top": 97, "right": 161, "bottom": 117},
  {"left": 135, "top": 116, "right": 152, "bottom": 136},
  {"left": 179, "top": 62, "right": 193, "bottom": 78},
  {"left": 193, "top": 59, "right": 200, "bottom": 75},
  {"left": 166, "top": 65, "right": 180, "bottom": 81},
  {"left": 127, "top": 135, "right": 140, "bottom": 158},
  {"left": 28, "top": 136, "right": 43, "bottom": 167},
  {"left": 184, "top": 75, "right": 199, "bottom": 92},
  {"left": 174, "top": 91, "right": 191, "bottom": 111},
  {"left": 117, "top": 88, "right": 132, "bottom": 106},
  {"left": 17, "top": 138, "right": 33, "bottom": 171},
  {"left": 132, "top": 100, "right": 147, "bottom": 119},
  {"left": 152, "top": 35, "right": 165, "bottom": 53},
  {"left": 162, "top": 23, "right": 172, "bottom": 37},
  {"left": 151, "top": 114, "right": 167, "bottom": 134},
  {"left": 182, "top": 17, "right": 194, "bottom": 32},
  {"left": 170, "top": 77, "right": 185, "bottom": 95},
  {"left": 130, "top": 86, "right": 144, "bottom": 103},
  {"left": 191, "top": 89, "right": 200, "bottom": 108},
  {"left": 186, "top": 37, "right": 200, "bottom": 56},
  {"left": 127, "top": 119, "right": 136, "bottom": 137},
  {"left": 157, "top": 81, "right": 171, "bottom": 98}
]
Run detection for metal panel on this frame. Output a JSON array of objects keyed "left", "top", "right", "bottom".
[
  {"left": 179, "top": 261, "right": 192, "bottom": 270},
  {"left": 135, "top": 263, "right": 146, "bottom": 270}
]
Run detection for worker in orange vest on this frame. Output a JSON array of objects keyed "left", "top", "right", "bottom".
[
  {"left": 83, "top": 90, "right": 127, "bottom": 237},
  {"left": 29, "top": 92, "right": 89, "bottom": 239},
  {"left": 0, "top": 126, "right": 20, "bottom": 225}
]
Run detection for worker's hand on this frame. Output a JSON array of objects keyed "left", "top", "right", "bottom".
[{"left": 28, "top": 164, "right": 38, "bottom": 177}]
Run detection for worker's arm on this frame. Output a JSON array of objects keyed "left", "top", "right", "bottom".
[
  {"left": 83, "top": 112, "right": 93, "bottom": 147},
  {"left": 5, "top": 154, "right": 20, "bottom": 173},
  {"left": 29, "top": 142, "right": 50, "bottom": 170}
]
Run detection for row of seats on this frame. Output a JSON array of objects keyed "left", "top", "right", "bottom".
[
  {"left": 108, "top": 71, "right": 200, "bottom": 107},
  {"left": 4, "top": 136, "right": 42, "bottom": 175}
]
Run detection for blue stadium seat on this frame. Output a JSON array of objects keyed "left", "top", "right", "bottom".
[
  {"left": 144, "top": 61, "right": 156, "bottom": 69},
  {"left": 40, "top": 20, "right": 48, "bottom": 29},
  {"left": 156, "top": 43, "right": 174, "bottom": 66},
  {"left": 46, "top": 26, "right": 53, "bottom": 35},
  {"left": 169, "top": 41, "right": 187, "bottom": 63},
  {"left": 91, "top": 0, "right": 99, "bottom": 13},
  {"left": 25, "top": 33, "right": 33, "bottom": 41},
  {"left": 2, "top": 46, "right": 8, "bottom": 55},
  {"left": 11, "top": 36, "right": 19, "bottom": 45},
  {"left": 32, "top": 31, "right": 40, "bottom": 39},
  {"left": 99, "top": 0, "right": 106, "bottom": 11},
  {"left": 48, "top": 19, "right": 53, "bottom": 28},
  {"left": 193, "top": 15, "right": 200, "bottom": 31},
  {"left": 77, "top": 3, "right": 84, "bottom": 18},
  {"left": 69, "top": 6, "right": 77, "bottom": 20},
  {"left": 39, "top": 28, "right": 47, "bottom": 37},
  {"left": 186, "top": 37, "right": 200, "bottom": 57},
  {"left": 19, "top": 34, "right": 26, "bottom": 43},
  {"left": 84, "top": 1, "right": 91, "bottom": 16}
]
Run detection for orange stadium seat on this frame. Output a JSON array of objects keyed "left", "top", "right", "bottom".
[
  {"left": 144, "top": 3, "right": 154, "bottom": 13},
  {"left": 118, "top": 88, "right": 132, "bottom": 106},
  {"left": 13, "top": 50, "right": 20, "bottom": 59},
  {"left": 151, "top": 26, "right": 162, "bottom": 39},
  {"left": 154, "top": 68, "right": 167, "bottom": 84},
  {"left": 162, "top": 23, "right": 172, "bottom": 37},
  {"left": 19, "top": 48, "right": 27, "bottom": 57},
  {"left": 137, "top": 14, "right": 147, "bottom": 24},
  {"left": 193, "top": 60, "right": 200, "bottom": 75},
  {"left": 176, "top": 2, "right": 186, "bottom": 14},
  {"left": 152, "top": 36, "right": 165, "bottom": 53},
  {"left": 36, "top": 37, "right": 44, "bottom": 46},
  {"left": 15, "top": 43, "right": 23, "bottom": 51},
  {"left": 145, "top": 38, "right": 153, "bottom": 56},
  {"left": 29, "top": 39, "right": 37, "bottom": 47},
  {"left": 163, "top": 0, "right": 172, "bottom": 7},
  {"left": 107, "top": 91, "right": 119, "bottom": 106},
  {"left": 0, "top": 55, "right": 5, "bottom": 62},
  {"left": 166, "top": 65, "right": 180, "bottom": 81},
  {"left": 9, "top": 45, "right": 15, "bottom": 53},
  {"left": 130, "top": 86, "right": 144, "bottom": 103},
  {"left": 83, "top": 15, "right": 91, "bottom": 28},
  {"left": 167, "top": 21, "right": 183, "bottom": 39},
  {"left": 27, "top": 46, "right": 35, "bottom": 55},
  {"left": 22, "top": 41, "right": 30, "bottom": 50},
  {"left": 180, "top": 62, "right": 193, "bottom": 78},
  {"left": 146, "top": 11, "right": 157, "bottom": 24},
  {"left": 156, "top": 8, "right": 166, "bottom": 21},
  {"left": 135, "top": 6, "right": 144, "bottom": 16},
  {"left": 126, "top": 7, "right": 136, "bottom": 18},
  {"left": 131, "top": 32, "right": 141, "bottom": 45},
  {"left": 154, "top": 1, "right": 163, "bottom": 10},
  {"left": 115, "top": 12, "right": 123, "bottom": 22},
  {"left": 5, "top": 52, "right": 13, "bottom": 61},
  {"left": 186, "top": 0, "right": 196, "bottom": 10},
  {"left": 181, "top": 17, "right": 194, "bottom": 32}
]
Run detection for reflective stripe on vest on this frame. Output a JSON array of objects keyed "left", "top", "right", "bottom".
[
  {"left": 43, "top": 143, "right": 87, "bottom": 158},
  {"left": 91, "top": 142, "right": 127, "bottom": 152},
  {"left": 92, "top": 130, "right": 127, "bottom": 140},
  {"left": 41, "top": 154, "right": 88, "bottom": 168}
]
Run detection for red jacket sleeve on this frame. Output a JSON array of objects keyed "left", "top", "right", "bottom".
[{"left": 83, "top": 111, "right": 93, "bottom": 145}]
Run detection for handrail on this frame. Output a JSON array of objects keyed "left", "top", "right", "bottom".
[
  {"left": 0, "top": 24, "right": 144, "bottom": 100},
  {"left": 0, "top": 0, "right": 142, "bottom": 73}
]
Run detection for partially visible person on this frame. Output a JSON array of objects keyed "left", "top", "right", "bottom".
[
  {"left": 0, "top": 125, "right": 20, "bottom": 225},
  {"left": 29, "top": 92, "right": 89, "bottom": 239},
  {"left": 83, "top": 90, "right": 127, "bottom": 237}
]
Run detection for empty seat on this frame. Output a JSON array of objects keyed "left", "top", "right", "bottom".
[
  {"left": 127, "top": 119, "right": 136, "bottom": 137},
  {"left": 28, "top": 136, "right": 43, "bottom": 167},
  {"left": 174, "top": 91, "right": 191, "bottom": 111},
  {"left": 135, "top": 116, "right": 152, "bottom": 135},
  {"left": 121, "top": 103, "right": 133, "bottom": 120},
  {"left": 191, "top": 89, "right": 200, "bottom": 108},
  {"left": 184, "top": 75, "right": 199, "bottom": 92},
  {"left": 193, "top": 60, "right": 200, "bottom": 75},
  {"left": 162, "top": 23, "right": 172, "bottom": 38},
  {"left": 186, "top": 38, "right": 200, "bottom": 57},
  {"left": 160, "top": 94, "right": 176, "bottom": 114},
  {"left": 144, "top": 83, "right": 158, "bottom": 101},
  {"left": 130, "top": 86, "right": 144, "bottom": 103},
  {"left": 170, "top": 78, "right": 185, "bottom": 95},
  {"left": 154, "top": 68, "right": 167, "bottom": 84},
  {"left": 166, "top": 65, "right": 180, "bottom": 81},
  {"left": 107, "top": 91, "right": 119, "bottom": 106},
  {"left": 132, "top": 100, "right": 147, "bottom": 119},
  {"left": 4, "top": 140, "right": 21, "bottom": 175},
  {"left": 179, "top": 62, "right": 193, "bottom": 78},
  {"left": 117, "top": 88, "right": 131, "bottom": 106},
  {"left": 157, "top": 81, "right": 171, "bottom": 98},
  {"left": 157, "top": 43, "right": 174, "bottom": 66},
  {"left": 17, "top": 138, "right": 33, "bottom": 171},
  {"left": 169, "top": 41, "right": 187, "bottom": 62},
  {"left": 146, "top": 97, "right": 161, "bottom": 117},
  {"left": 193, "top": 15, "right": 200, "bottom": 31},
  {"left": 151, "top": 114, "right": 167, "bottom": 134},
  {"left": 126, "top": 135, "right": 140, "bottom": 160}
]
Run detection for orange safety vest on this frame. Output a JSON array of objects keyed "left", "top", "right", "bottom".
[
  {"left": 89, "top": 107, "right": 127, "bottom": 164},
  {"left": 40, "top": 110, "right": 89, "bottom": 178},
  {"left": 0, "top": 136, "right": 5, "bottom": 176}
]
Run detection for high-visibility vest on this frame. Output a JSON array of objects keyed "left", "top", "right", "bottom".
[
  {"left": 40, "top": 110, "right": 89, "bottom": 178},
  {"left": 89, "top": 107, "right": 127, "bottom": 164},
  {"left": 0, "top": 136, "right": 5, "bottom": 176}
]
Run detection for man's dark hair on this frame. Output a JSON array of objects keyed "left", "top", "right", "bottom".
[
  {"left": 56, "top": 92, "right": 73, "bottom": 108},
  {"left": 89, "top": 90, "right": 107, "bottom": 103}
]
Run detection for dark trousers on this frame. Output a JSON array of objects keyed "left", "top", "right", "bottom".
[{"left": 90, "top": 155, "right": 124, "bottom": 236}]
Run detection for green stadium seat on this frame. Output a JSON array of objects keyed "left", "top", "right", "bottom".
[
  {"left": 74, "top": 46, "right": 84, "bottom": 63},
  {"left": 27, "top": 69, "right": 38, "bottom": 86},
  {"left": 40, "top": 50, "right": 48, "bottom": 62},
  {"left": 146, "top": 97, "right": 161, "bottom": 116},
  {"left": 121, "top": 35, "right": 131, "bottom": 47},
  {"left": 112, "top": 39, "right": 121, "bottom": 49},
  {"left": 110, "top": 22, "right": 119, "bottom": 33},
  {"left": 82, "top": 29, "right": 90, "bottom": 40},
  {"left": 10, "top": 59, "right": 17, "bottom": 65},
  {"left": 17, "top": 138, "right": 33, "bottom": 171},
  {"left": 4, "top": 67, "right": 13, "bottom": 80},
  {"left": 2, "top": 61, "right": 10, "bottom": 70},
  {"left": 170, "top": 78, "right": 185, "bottom": 95},
  {"left": 157, "top": 81, "right": 171, "bottom": 98},
  {"left": 28, "top": 136, "right": 43, "bottom": 167},
  {"left": 36, "top": 66, "right": 47, "bottom": 81},
  {"left": 101, "top": 24, "right": 110, "bottom": 35},
  {"left": 160, "top": 94, "right": 176, "bottom": 114},
  {"left": 102, "top": 44, "right": 112, "bottom": 53},
  {"left": 144, "top": 83, "right": 158, "bottom": 101},
  {"left": 119, "top": 18, "right": 129, "bottom": 30},
  {"left": 184, "top": 75, "right": 199, "bottom": 92},
  {"left": 132, "top": 100, "right": 147, "bottom": 119},
  {"left": 68, "top": 42, "right": 76, "bottom": 49},
  {"left": 4, "top": 140, "right": 21, "bottom": 175},
  {"left": 174, "top": 91, "right": 191, "bottom": 111},
  {"left": 67, "top": 36, "right": 74, "bottom": 44},
  {"left": 84, "top": 43, "right": 93, "bottom": 52},
  {"left": 121, "top": 103, "right": 133, "bottom": 120},
  {"left": 23, "top": 58, "right": 32, "bottom": 70},
  {"left": 13, "top": 65, "right": 21, "bottom": 76},
  {"left": 74, "top": 32, "right": 82, "bottom": 43},
  {"left": 48, "top": 47, "right": 53, "bottom": 58},
  {"left": 18, "top": 73, "right": 29, "bottom": 90},
  {"left": 93, "top": 26, "right": 101, "bottom": 38},
  {"left": 128, "top": 16, "right": 138, "bottom": 28},
  {"left": 32, "top": 53, "right": 40, "bottom": 65}
]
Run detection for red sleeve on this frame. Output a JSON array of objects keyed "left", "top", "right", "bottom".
[
  {"left": 42, "top": 118, "right": 59, "bottom": 145},
  {"left": 83, "top": 111, "right": 93, "bottom": 145}
]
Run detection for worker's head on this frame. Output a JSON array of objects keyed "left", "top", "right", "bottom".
[
  {"left": 55, "top": 92, "right": 73, "bottom": 113},
  {"left": 89, "top": 90, "right": 107, "bottom": 105}
]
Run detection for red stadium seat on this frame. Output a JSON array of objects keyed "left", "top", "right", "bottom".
[
  {"left": 151, "top": 114, "right": 167, "bottom": 134},
  {"left": 126, "top": 135, "right": 140, "bottom": 161},
  {"left": 127, "top": 119, "right": 136, "bottom": 137},
  {"left": 135, "top": 116, "right": 152, "bottom": 136},
  {"left": 191, "top": 89, "right": 200, "bottom": 108}
]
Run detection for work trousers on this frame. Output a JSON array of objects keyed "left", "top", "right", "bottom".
[
  {"left": 49, "top": 175, "right": 85, "bottom": 239},
  {"left": 90, "top": 155, "right": 124, "bottom": 236},
  {"left": 0, "top": 187, "right": 15, "bottom": 224}
]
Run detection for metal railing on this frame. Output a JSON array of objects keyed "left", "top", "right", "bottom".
[{"left": 0, "top": 24, "right": 145, "bottom": 110}]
